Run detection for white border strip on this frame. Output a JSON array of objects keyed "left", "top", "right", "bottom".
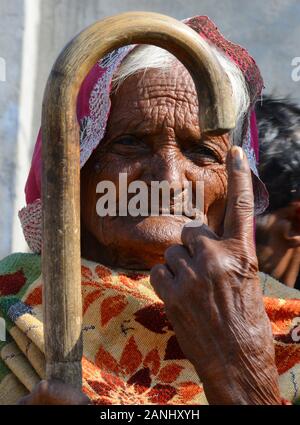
[{"left": 12, "top": 0, "right": 41, "bottom": 252}]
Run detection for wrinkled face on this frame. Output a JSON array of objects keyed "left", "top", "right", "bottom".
[{"left": 81, "top": 63, "right": 231, "bottom": 269}]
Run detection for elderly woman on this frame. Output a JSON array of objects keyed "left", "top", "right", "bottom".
[{"left": 0, "top": 16, "right": 299, "bottom": 405}]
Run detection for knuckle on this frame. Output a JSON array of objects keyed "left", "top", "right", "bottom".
[
  {"left": 181, "top": 265, "right": 198, "bottom": 283},
  {"left": 150, "top": 264, "right": 165, "bottom": 285},
  {"left": 194, "top": 236, "right": 213, "bottom": 258},
  {"left": 195, "top": 246, "right": 223, "bottom": 280},
  {"left": 177, "top": 256, "right": 189, "bottom": 271},
  {"left": 181, "top": 225, "right": 199, "bottom": 245},
  {"left": 241, "top": 257, "right": 259, "bottom": 275},
  {"left": 164, "top": 244, "right": 181, "bottom": 262},
  {"left": 164, "top": 246, "right": 174, "bottom": 263},
  {"left": 234, "top": 192, "right": 253, "bottom": 212},
  {"left": 150, "top": 263, "right": 163, "bottom": 276}
]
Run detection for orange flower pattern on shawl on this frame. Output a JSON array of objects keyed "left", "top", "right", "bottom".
[{"left": 0, "top": 254, "right": 299, "bottom": 405}]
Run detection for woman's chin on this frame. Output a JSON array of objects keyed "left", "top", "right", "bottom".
[
  {"left": 118, "top": 214, "right": 193, "bottom": 245},
  {"left": 96, "top": 214, "right": 193, "bottom": 270}
]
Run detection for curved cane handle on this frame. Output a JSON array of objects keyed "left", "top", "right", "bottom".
[{"left": 42, "top": 11, "right": 236, "bottom": 388}]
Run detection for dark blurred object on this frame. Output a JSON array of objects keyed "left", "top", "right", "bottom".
[
  {"left": 256, "top": 96, "right": 300, "bottom": 289},
  {"left": 256, "top": 96, "right": 300, "bottom": 211}
]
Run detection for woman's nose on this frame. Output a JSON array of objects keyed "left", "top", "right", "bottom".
[{"left": 147, "top": 149, "right": 187, "bottom": 185}]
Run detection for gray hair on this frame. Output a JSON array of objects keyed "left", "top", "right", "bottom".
[{"left": 112, "top": 43, "right": 250, "bottom": 145}]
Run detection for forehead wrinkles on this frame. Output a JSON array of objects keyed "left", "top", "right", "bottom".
[
  {"left": 136, "top": 68, "right": 198, "bottom": 105},
  {"left": 134, "top": 95, "right": 198, "bottom": 135},
  {"left": 113, "top": 69, "right": 199, "bottom": 135}
]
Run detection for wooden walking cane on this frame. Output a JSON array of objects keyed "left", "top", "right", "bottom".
[{"left": 41, "top": 11, "right": 237, "bottom": 389}]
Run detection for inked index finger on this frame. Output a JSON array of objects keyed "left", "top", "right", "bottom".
[{"left": 223, "top": 146, "right": 255, "bottom": 241}]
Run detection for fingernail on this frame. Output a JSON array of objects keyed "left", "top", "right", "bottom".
[{"left": 231, "top": 146, "right": 244, "bottom": 169}]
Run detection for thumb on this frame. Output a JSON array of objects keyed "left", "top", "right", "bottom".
[{"left": 223, "top": 146, "right": 255, "bottom": 242}]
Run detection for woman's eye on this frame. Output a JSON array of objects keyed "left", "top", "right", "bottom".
[
  {"left": 114, "top": 136, "right": 140, "bottom": 146},
  {"left": 185, "top": 144, "right": 220, "bottom": 163},
  {"left": 109, "top": 135, "right": 149, "bottom": 156}
]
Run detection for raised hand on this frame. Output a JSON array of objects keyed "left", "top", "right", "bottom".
[{"left": 150, "top": 146, "right": 281, "bottom": 405}]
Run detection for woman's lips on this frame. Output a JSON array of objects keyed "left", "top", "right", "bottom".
[
  {"left": 112, "top": 207, "right": 198, "bottom": 219},
  {"left": 110, "top": 213, "right": 193, "bottom": 225}
]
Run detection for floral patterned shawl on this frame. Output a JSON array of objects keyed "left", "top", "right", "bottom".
[{"left": 0, "top": 253, "right": 300, "bottom": 405}]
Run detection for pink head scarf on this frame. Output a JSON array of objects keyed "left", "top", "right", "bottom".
[{"left": 19, "top": 16, "right": 266, "bottom": 253}]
